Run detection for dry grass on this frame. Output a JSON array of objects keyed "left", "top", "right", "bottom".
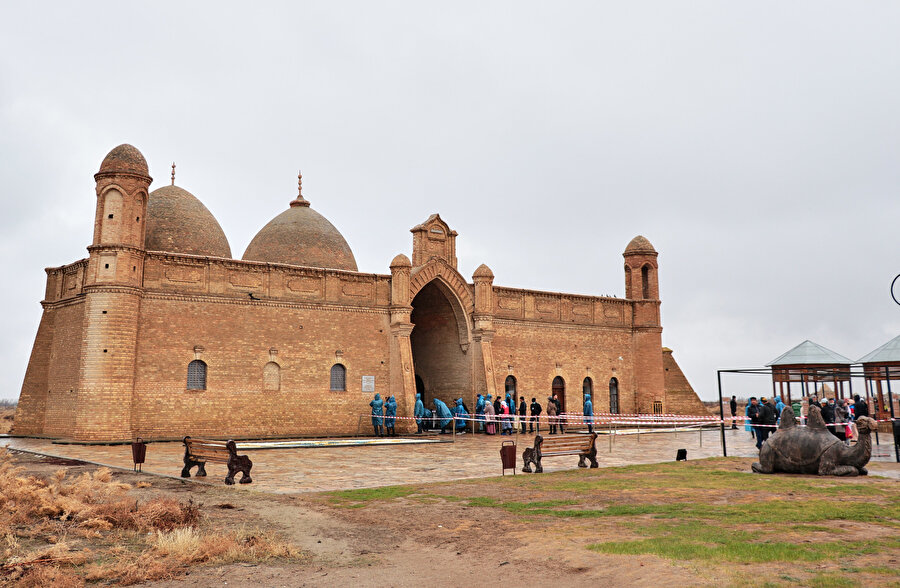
[{"left": 0, "top": 448, "right": 304, "bottom": 585}]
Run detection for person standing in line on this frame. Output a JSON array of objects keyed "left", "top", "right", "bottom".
[
  {"left": 529, "top": 397, "right": 542, "bottom": 433},
  {"left": 500, "top": 398, "right": 513, "bottom": 435},
  {"left": 475, "top": 393, "right": 486, "bottom": 433},
  {"left": 493, "top": 394, "right": 502, "bottom": 419},
  {"left": 821, "top": 397, "right": 838, "bottom": 440},
  {"left": 384, "top": 395, "right": 397, "bottom": 436},
  {"left": 758, "top": 397, "right": 777, "bottom": 448},
  {"left": 370, "top": 393, "right": 384, "bottom": 437},
  {"left": 553, "top": 394, "right": 565, "bottom": 434},
  {"left": 414, "top": 393, "right": 425, "bottom": 434},
  {"left": 518, "top": 397, "right": 528, "bottom": 434},
  {"left": 747, "top": 397, "right": 761, "bottom": 448},
  {"left": 729, "top": 395, "right": 738, "bottom": 429},
  {"left": 584, "top": 393, "right": 594, "bottom": 434},
  {"left": 853, "top": 394, "right": 870, "bottom": 419},
  {"left": 546, "top": 395, "right": 558, "bottom": 434},
  {"left": 483, "top": 394, "right": 496, "bottom": 435},
  {"left": 744, "top": 401, "right": 754, "bottom": 439}
]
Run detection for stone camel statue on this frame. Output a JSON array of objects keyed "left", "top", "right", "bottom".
[{"left": 752, "top": 405, "right": 878, "bottom": 476}]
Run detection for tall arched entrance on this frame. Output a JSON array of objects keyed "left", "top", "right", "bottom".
[
  {"left": 410, "top": 280, "right": 471, "bottom": 408},
  {"left": 552, "top": 376, "right": 566, "bottom": 413}
]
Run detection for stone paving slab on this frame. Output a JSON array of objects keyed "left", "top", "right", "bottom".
[{"left": 2, "top": 428, "right": 896, "bottom": 493}]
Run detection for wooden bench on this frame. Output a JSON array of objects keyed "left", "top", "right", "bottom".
[
  {"left": 181, "top": 436, "right": 253, "bottom": 485},
  {"left": 522, "top": 433, "right": 598, "bottom": 473}
]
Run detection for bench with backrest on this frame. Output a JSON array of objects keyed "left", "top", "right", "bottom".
[
  {"left": 181, "top": 436, "right": 253, "bottom": 485},
  {"left": 522, "top": 433, "right": 598, "bottom": 473}
]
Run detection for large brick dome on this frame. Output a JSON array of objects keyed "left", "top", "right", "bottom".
[
  {"left": 144, "top": 185, "right": 232, "bottom": 258},
  {"left": 242, "top": 200, "right": 357, "bottom": 271},
  {"left": 97, "top": 144, "right": 150, "bottom": 177}
]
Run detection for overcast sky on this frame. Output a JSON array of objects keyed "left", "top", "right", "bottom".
[{"left": 1, "top": 2, "right": 898, "bottom": 403}]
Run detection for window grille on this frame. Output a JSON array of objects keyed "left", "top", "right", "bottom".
[
  {"left": 652, "top": 400, "right": 663, "bottom": 414},
  {"left": 330, "top": 364, "right": 346, "bottom": 391},
  {"left": 187, "top": 360, "right": 207, "bottom": 390}
]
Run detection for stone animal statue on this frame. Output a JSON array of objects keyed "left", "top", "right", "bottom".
[{"left": 752, "top": 406, "right": 877, "bottom": 476}]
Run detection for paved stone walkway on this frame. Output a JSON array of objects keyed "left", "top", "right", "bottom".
[{"left": 2, "top": 427, "right": 897, "bottom": 493}]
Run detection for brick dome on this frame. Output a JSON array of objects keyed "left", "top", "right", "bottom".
[
  {"left": 97, "top": 144, "right": 150, "bottom": 177},
  {"left": 624, "top": 235, "right": 656, "bottom": 254},
  {"left": 242, "top": 201, "right": 358, "bottom": 271},
  {"left": 145, "top": 185, "right": 232, "bottom": 258}
]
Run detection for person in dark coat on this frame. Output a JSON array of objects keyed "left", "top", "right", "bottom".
[
  {"left": 853, "top": 395, "right": 870, "bottom": 419},
  {"left": 757, "top": 397, "right": 776, "bottom": 447},
  {"left": 493, "top": 395, "right": 502, "bottom": 418},
  {"left": 747, "top": 397, "right": 762, "bottom": 448},
  {"left": 552, "top": 394, "right": 564, "bottom": 433},
  {"left": 370, "top": 393, "right": 384, "bottom": 437},
  {"left": 529, "top": 397, "right": 542, "bottom": 433},
  {"left": 729, "top": 395, "right": 738, "bottom": 429},
  {"left": 518, "top": 398, "right": 527, "bottom": 434}
]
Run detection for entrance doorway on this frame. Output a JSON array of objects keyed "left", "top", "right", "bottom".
[
  {"left": 552, "top": 376, "right": 566, "bottom": 413},
  {"left": 410, "top": 281, "right": 471, "bottom": 408}
]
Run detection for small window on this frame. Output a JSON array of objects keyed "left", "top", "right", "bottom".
[
  {"left": 108, "top": 214, "right": 114, "bottom": 219},
  {"left": 609, "top": 378, "right": 619, "bottom": 414},
  {"left": 583, "top": 377, "right": 593, "bottom": 401},
  {"left": 187, "top": 360, "right": 207, "bottom": 390},
  {"left": 330, "top": 364, "right": 346, "bottom": 391},
  {"left": 652, "top": 400, "right": 663, "bottom": 415},
  {"left": 264, "top": 362, "right": 280, "bottom": 391}
]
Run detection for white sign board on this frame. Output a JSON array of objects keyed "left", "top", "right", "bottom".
[{"left": 361, "top": 376, "right": 375, "bottom": 392}]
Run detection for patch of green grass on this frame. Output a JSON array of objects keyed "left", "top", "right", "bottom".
[
  {"left": 860, "top": 566, "right": 900, "bottom": 576},
  {"left": 326, "top": 485, "right": 418, "bottom": 506}
]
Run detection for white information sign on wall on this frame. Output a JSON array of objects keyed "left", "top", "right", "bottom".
[{"left": 361, "top": 376, "right": 375, "bottom": 392}]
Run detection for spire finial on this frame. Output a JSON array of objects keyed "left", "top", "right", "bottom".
[
  {"left": 289, "top": 169, "right": 311, "bottom": 207},
  {"left": 171, "top": 162, "right": 176, "bottom": 186}
]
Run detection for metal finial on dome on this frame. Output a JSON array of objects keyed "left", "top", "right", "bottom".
[
  {"left": 171, "top": 162, "right": 176, "bottom": 186},
  {"left": 289, "top": 169, "right": 310, "bottom": 207}
]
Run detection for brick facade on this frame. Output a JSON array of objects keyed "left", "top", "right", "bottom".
[{"left": 13, "top": 145, "right": 704, "bottom": 441}]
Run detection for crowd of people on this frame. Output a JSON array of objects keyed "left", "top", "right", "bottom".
[
  {"left": 368, "top": 391, "right": 598, "bottom": 436},
  {"left": 729, "top": 393, "right": 872, "bottom": 451}
]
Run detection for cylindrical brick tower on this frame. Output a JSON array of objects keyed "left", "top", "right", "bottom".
[{"left": 623, "top": 235, "right": 664, "bottom": 414}]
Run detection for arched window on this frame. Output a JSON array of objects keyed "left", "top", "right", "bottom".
[
  {"left": 505, "top": 375, "right": 517, "bottom": 405},
  {"left": 552, "top": 376, "right": 566, "bottom": 412},
  {"left": 330, "top": 364, "right": 346, "bottom": 391},
  {"left": 609, "top": 377, "right": 619, "bottom": 414},
  {"left": 641, "top": 265, "right": 650, "bottom": 299},
  {"left": 583, "top": 377, "right": 593, "bottom": 404},
  {"left": 263, "top": 362, "right": 280, "bottom": 391},
  {"left": 187, "top": 360, "right": 207, "bottom": 390}
]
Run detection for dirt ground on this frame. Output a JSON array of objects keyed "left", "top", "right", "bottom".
[{"left": 4, "top": 450, "right": 899, "bottom": 587}]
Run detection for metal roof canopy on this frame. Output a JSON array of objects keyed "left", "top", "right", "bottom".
[
  {"left": 767, "top": 340, "right": 854, "bottom": 367},
  {"left": 858, "top": 334, "right": 900, "bottom": 364}
]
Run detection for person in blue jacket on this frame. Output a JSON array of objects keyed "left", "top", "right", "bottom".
[
  {"left": 744, "top": 403, "right": 754, "bottom": 438},
  {"left": 455, "top": 398, "right": 468, "bottom": 432},
  {"left": 584, "top": 393, "right": 594, "bottom": 434},
  {"left": 475, "top": 394, "right": 486, "bottom": 433},
  {"left": 385, "top": 395, "right": 398, "bottom": 436},
  {"left": 422, "top": 406, "right": 434, "bottom": 432},
  {"left": 370, "top": 393, "right": 384, "bottom": 437},
  {"left": 414, "top": 393, "right": 425, "bottom": 434},
  {"left": 775, "top": 396, "right": 785, "bottom": 424},
  {"left": 433, "top": 398, "right": 453, "bottom": 434}
]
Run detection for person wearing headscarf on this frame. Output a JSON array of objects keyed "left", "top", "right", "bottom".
[
  {"left": 475, "top": 394, "right": 486, "bottom": 432},
  {"left": 546, "top": 395, "right": 558, "bottom": 434},
  {"left": 483, "top": 394, "right": 496, "bottom": 435},
  {"left": 500, "top": 399, "right": 513, "bottom": 435},
  {"left": 369, "top": 393, "right": 384, "bottom": 437},
  {"left": 385, "top": 395, "right": 397, "bottom": 436},
  {"left": 414, "top": 393, "right": 425, "bottom": 434},
  {"left": 584, "top": 393, "right": 594, "bottom": 434},
  {"left": 518, "top": 397, "right": 527, "bottom": 434},
  {"left": 433, "top": 398, "right": 453, "bottom": 434}
]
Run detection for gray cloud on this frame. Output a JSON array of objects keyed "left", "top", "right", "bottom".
[{"left": 1, "top": 1, "right": 898, "bottom": 402}]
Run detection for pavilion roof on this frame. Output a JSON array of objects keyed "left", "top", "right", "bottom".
[
  {"left": 766, "top": 340, "right": 853, "bottom": 367},
  {"left": 857, "top": 334, "right": 900, "bottom": 364}
]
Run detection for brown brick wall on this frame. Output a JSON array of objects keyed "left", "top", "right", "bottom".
[
  {"left": 662, "top": 348, "right": 707, "bottom": 415},
  {"left": 42, "top": 300, "right": 87, "bottom": 436},
  {"left": 11, "top": 309, "right": 54, "bottom": 435}
]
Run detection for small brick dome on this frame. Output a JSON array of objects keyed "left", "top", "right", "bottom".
[
  {"left": 145, "top": 185, "right": 232, "bottom": 258},
  {"left": 242, "top": 202, "right": 357, "bottom": 271},
  {"left": 624, "top": 235, "right": 656, "bottom": 254},
  {"left": 98, "top": 144, "right": 149, "bottom": 177}
]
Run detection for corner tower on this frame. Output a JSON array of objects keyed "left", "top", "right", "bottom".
[
  {"left": 623, "top": 235, "right": 665, "bottom": 413},
  {"left": 76, "top": 144, "right": 152, "bottom": 440}
]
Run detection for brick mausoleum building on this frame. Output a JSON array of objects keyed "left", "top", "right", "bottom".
[{"left": 13, "top": 144, "right": 704, "bottom": 442}]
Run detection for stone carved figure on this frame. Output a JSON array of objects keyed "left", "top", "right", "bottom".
[{"left": 752, "top": 406, "right": 877, "bottom": 476}]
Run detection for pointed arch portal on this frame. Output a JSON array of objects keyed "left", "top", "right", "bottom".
[{"left": 410, "top": 279, "right": 472, "bottom": 407}]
